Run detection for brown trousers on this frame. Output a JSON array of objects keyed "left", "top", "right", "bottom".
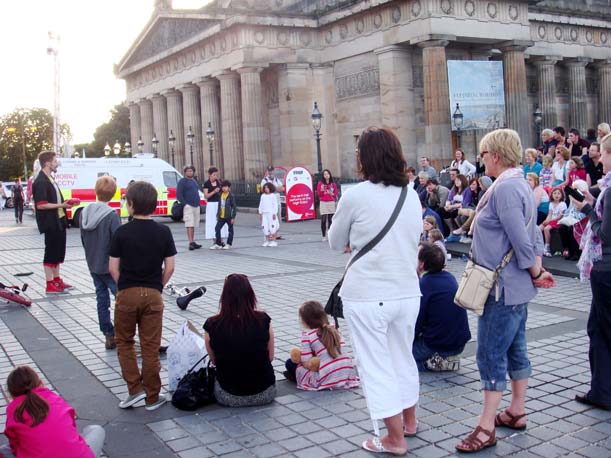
[{"left": 114, "top": 287, "right": 164, "bottom": 404}]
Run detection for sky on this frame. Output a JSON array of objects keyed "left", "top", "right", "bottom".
[{"left": 0, "top": 0, "right": 206, "bottom": 144}]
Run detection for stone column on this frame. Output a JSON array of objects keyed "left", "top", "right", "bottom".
[
  {"left": 532, "top": 56, "right": 560, "bottom": 129},
  {"left": 196, "top": 78, "right": 223, "bottom": 173},
  {"left": 127, "top": 103, "right": 141, "bottom": 154},
  {"left": 566, "top": 57, "right": 591, "bottom": 135},
  {"left": 163, "top": 89, "right": 185, "bottom": 170},
  {"left": 238, "top": 67, "right": 269, "bottom": 181},
  {"left": 596, "top": 59, "right": 611, "bottom": 125},
  {"left": 150, "top": 94, "right": 169, "bottom": 162},
  {"left": 416, "top": 37, "right": 453, "bottom": 165},
  {"left": 138, "top": 99, "right": 154, "bottom": 155},
  {"left": 217, "top": 71, "right": 244, "bottom": 181},
  {"left": 499, "top": 41, "right": 533, "bottom": 148},
  {"left": 179, "top": 84, "right": 203, "bottom": 174},
  {"left": 375, "top": 45, "right": 417, "bottom": 165},
  {"left": 278, "top": 64, "right": 312, "bottom": 169}
]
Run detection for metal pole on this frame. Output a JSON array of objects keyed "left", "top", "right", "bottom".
[
  {"left": 190, "top": 144, "right": 194, "bottom": 166},
  {"left": 315, "top": 130, "right": 322, "bottom": 175},
  {"left": 209, "top": 143, "right": 213, "bottom": 166},
  {"left": 20, "top": 115, "right": 28, "bottom": 179},
  {"left": 171, "top": 147, "right": 175, "bottom": 166},
  {"left": 457, "top": 127, "right": 462, "bottom": 149}
]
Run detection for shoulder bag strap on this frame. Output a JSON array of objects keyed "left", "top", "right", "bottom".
[
  {"left": 342, "top": 186, "right": 408, "bottom": 276},
  {"left": 186, "top": 354, "right": 209, "bottom": 375}
]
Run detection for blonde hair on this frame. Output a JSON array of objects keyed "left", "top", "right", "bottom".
[
  {"left": 541, "top": 128, "right": 554, "bottom": 138},
  {"left": 542, "top": 155, "right": 553, "bottom": 167},
  {"left": 428, "top": 229, "right": 443, "bottom": 243},
  {"left": 556, "top": 146, "right": 570, "bottom": 161},
  {"left": 601, "top": 132, "right": 611, "bottom": 154},
  {"left": 598, "top": 123, "right": 611, "bottom": 141},
  {"left": 479, "top": 129, "right": 522, "bottom": 168},
  {"left": 423, "top": 215, "right": 437, "bottom": 228},
  {"left": 95, "top": 176, "right": 117, "bottom": 202},
  {"left": 526, "top": 172, "right": 539, "bottom": 186},
  {"left": 525, "top": 148, "right": 538, "bottom": 162}
]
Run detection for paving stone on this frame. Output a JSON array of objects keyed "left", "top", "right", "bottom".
[
  {"left": 250, "top": 443, "right": 288, "bottom": 458},
  {"left": 207, "top": 440, "right": 244, "bottom": 455},
  {"left": 166, "top": 436, "right": 202, "bottom": 452},
  {"left": 178, "top": 447, "right": 214, "bottom": 458}
]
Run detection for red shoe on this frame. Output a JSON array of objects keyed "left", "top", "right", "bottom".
[
  {"left": 56, "top": 278, "right": 73, "bottom": 290},
  {"left": 46, "top": 281, "right": 65, "bottom": 295}
]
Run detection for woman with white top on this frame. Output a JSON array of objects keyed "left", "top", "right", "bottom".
[
  {"left": 450, "top": 149, "right": 477, "bottom": 177},
  {"left": 551, "top": 146, "right": 570, "bottom": 187},
  {"left": 329, "top": 127, "right": 422, "bottom": 456}
]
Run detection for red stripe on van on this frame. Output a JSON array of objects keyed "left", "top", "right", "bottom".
[
  {"left": 167, "top": 188, "right": 176, "bottom": 199},
  {"left": 72, "top": 189, "right": 97, "bottom": 201}
]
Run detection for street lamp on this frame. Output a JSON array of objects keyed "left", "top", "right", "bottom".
[
  {"left": 206, "top": 122, "right": 215, "bottom": 166},
  {"left": 104, "top": 142, "right": 111, "bottom": 157},
  {"left": 311, "top": 102, "right": 323, "bottom": 175},
  {"left": 168, "top": 130, "right": 176, "bottom": 166},
  {"left": 151, "top": 133, "right": 159, "bottom": 157},
  {"left": 533, "top": 104, "right": 543, "bottom": 148},
  {"left": 137, "top": 136, "right": 144, "bottom": 155},
  {"left": 186, "top": 125, "right": 194, "bottom": 166},
  {"left": 452, "top": 102, "right": 464, "bottom": 149},
  {"left": 113, "top": 140, "right": 121, "bottom": 157},
  {"left": 124, "top": 142, "right": 132, "bottom": 157}
]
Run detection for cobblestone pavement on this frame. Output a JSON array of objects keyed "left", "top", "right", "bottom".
[{"left": 0, "top": 209, "right": 609, "bottom": 457}]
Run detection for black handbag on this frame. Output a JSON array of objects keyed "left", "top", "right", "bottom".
[
  {"left": 325, "top": 186, "right": 408, "bottom": 327},
  {"left": 171, "top": 201, "right": 185, "bottom": 220},
  {"left": 171, "top": 354, "right": 216, "bottom": 411}
]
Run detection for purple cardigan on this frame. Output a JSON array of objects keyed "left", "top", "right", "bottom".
[
  {"left": 448, "top": 187, "right": 473, "bottom": 208},
  {"left": 471, "top": 178, "right": 538, "bottom": 305}
]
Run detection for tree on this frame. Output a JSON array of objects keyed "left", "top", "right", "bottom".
[
  {"left": 88, "top": 104, "right": 131, "bottom": 157},
  {"left": 0, "top": 108, "right": 63, "bottom": 181}
]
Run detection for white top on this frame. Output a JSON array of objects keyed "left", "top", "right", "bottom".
[
  {"left": 258, "top": 193, "right": 278, "bottom": 214},
  {"left": 550, "top": 201, "right": 567, "bottom": 219},
  {"left": 552, "top": 161, "right": 568, "bottom": 182},
  {"left": 450, "top": 159, "right": 476, "bottom": 177},
  {"left": 328, "top": 181, "right": 422, "bottom": 301}
]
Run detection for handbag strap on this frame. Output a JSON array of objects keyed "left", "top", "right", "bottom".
[
  {"left": 186, "top": 354, "right": 209, "bottom": 374},
  {"left": 342, "top": 185, "right": 408, "bottom": 277}
]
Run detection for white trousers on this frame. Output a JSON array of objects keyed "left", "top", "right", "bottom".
[{"left": 343, "top": 297, "right": 420, "bottom": 421}]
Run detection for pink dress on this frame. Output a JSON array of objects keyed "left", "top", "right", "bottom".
[
  {"left": 296, "top": 327, "right": 360, "bottom": 391},
  {"left": 4, "top": 387, "right": 93, "bottom": 458}
]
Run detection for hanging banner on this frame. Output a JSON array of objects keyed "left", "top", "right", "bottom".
[
  {"left": 447, "top": 60, "right": 506, "bottom": 130},
  {"left": 285, "top": 167, "right": 315, "bottom": 222}
]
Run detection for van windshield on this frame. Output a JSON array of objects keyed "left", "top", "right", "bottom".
[{"left": 163, "top": 171, "right": 180, "bottom": 188}]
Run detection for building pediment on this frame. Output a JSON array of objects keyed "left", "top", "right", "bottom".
[{"left": 121, "top": 16, "right": 221, "bottom": 71}]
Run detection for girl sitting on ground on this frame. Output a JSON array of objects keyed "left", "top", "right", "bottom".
[
  {"left": 539, "top": 187, "right": 567, "bottom": 257},
  {"left": 428, "top": 228, "right": 447, "bottom": 258},
  {"left": 285, "top": 301, "right": 359, "bottom": 391},
  {"left": 3, "top": 366, "right": 105, "bottom": 458},
  {"left": 421, "top": 215, "right": 438, "bottom": 242}
]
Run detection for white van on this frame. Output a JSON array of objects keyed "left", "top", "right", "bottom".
[{"left": 52, "top": 157, "right": 205, "bottom": 225}]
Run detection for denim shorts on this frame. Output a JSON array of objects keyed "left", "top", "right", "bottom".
[{"left": 476, "top": 294, "right": 532, "bottom": 392}]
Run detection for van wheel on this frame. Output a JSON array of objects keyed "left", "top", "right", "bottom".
[{"left": 71, "top": 208, "right": 83, "bottom": 228}]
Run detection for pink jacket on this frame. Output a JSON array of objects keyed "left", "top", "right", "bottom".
[
  {"left": 4, "top": 387, "right": 93, "bottom": 458},
  {"left": 317, "top": 181, "right": 338, "bottom": 202}
]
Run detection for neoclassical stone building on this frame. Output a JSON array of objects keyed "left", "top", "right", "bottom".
[{"left": 116, "top": 0, "right": 611, "bottom": 180}]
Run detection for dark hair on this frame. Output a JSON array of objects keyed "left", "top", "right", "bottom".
[
  {"left": 587, "top": 128, "right": 596, "bottom": 139},
  {"left": 221, "top": 180, "right": 231, "bottom": 187},
  {"left": 406, "top": 166, "right": 416, "bottom": 175},
  {"left": 38, "top": 151, "right": 56, "bottom": 168},
  {"left": 449, "top": 168, "right": 460, "bottom": 174},
  {"left": 262, "top": 182, "right": 276, "bottom": 193},
  {"left": 208, "top": 167, "right": 218, "bottom": 175},
  {"left": 553, "top": 126, "right": 565, "bottom": 136},
  {"left": 299, "top": 301, "right": 342, "bottom": 358},
  {"left": 357, "top": 127, "right": 409, "bottom": 187},
  {"left": 213, "top": 274, "right": 261, "bottom": 334},
  {"left": 453, "top": 174, "right": 468, "bottom": 194},
  {"left": 418, "top": 242, "right": 445, "bottom": 273},
  {"left": 571, "top": 156, "right": 584, "bottom": 169},
  {"left": 568, "top": 128, "right": 580, "bottom": 137},
  {"left": 321, "top": 169, "right": 334, "bottom": 184},
  {"left": 7, "top": 366, "right": 49, "bottom": 427},
  {"left": 469, "top": 177, "right": 481, "bottom": 193},
  {"left": 591, "top": 141, "right": 600, "bottom": 151},
  {"left": 184, "top": 165, "right": 195, "bottom": 173},
  {"left": 126, "top": 181, "right": 158, "bottom": 215},
  {"left": 426, "top": 177, "right": 439, "bottom": 186}
]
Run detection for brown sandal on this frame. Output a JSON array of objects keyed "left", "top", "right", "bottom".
[
  {"left": 494, "top": 410, "right": 527, "bottom": 430},
  {"left": 455, "top": 426, "right": 497, "bottom": 453}
]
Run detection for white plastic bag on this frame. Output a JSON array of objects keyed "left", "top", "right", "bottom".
[{"left": 167, "top": 321, "right": 207, "bottom": 391}]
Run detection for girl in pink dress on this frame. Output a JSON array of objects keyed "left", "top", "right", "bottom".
[{"left": 285, "top": 301, "right": 359, "bottom": 391}]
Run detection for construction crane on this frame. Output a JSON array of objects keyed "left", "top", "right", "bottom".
[{"left": 47, "top": 32, "right": 61, "bottom": 155}]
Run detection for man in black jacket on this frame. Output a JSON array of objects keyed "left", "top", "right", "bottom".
[{"left": 32, "top": 151, "right": 74, "bottom": 294}]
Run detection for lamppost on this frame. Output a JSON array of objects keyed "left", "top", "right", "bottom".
[
  {"left": 137, "top": 136, "right": 144, "bottom": 155},
  {"left": 533, "top": 104, "right": 543, "bottom": 148},
  {"left": 206, "top": 122, "right": 215, "bottom": 166},
  {"left": 168, "top": 130, "right": 176, "bottom": 166},
  {"left": 452, "top": 102, "right": 464, "bottom": 149},
  {"left": 186, "top": 125, "right": 194, "bottom": 166},
  {"left": 151, "top": 133, "right": 159, "bottom": 157},
  {"left": 113, "top": 140, "right": 121, "bottom": 157},
  {"left": 311, "top": 102, "right": 323, "bottom": 176},
  {"left": 124, "top": 142, "right": 132, "bottom": 157},
  {"left": 104, "top": 142, "right": 111, "bottom": 157}
]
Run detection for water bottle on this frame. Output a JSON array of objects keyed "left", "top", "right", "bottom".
[{"left": 461, "top": 253, "right": 468, "bottom": 262}]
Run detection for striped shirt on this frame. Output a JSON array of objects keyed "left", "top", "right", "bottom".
[{"left": 296, "top": 327, "right": 359, "bottom": 391}]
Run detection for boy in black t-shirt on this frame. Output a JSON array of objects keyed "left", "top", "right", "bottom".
[{"left": 109, "top": 181, "right": 177, "bottom": 411}]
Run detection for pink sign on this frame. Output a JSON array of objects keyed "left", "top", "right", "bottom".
[{"left": 285, "top": 167, "right": 315, "bottom": 222}]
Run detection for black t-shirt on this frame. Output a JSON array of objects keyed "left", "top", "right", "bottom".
[
  {"left": 203, "top": 312, "right": 275, "bottom": 396},
  {"left": 203, "top": 179, "right": 221, "bottom": 203},
  {"left": 585, "top": 160, "right": 604, "bottom": 186},
  {"left": 12, "top": 184, "right": 24, "bottom": 202},
  {"left": 109, "top": 219, "right": 177, "bottom": 292}
]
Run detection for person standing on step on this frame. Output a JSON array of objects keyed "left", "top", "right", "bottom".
[{"left": 177, "top": 165, "right": 202, "bottom": 251}]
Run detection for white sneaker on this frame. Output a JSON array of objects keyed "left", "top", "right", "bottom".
[
  {"left": 222, "top": 244, "right": 231, "bottom": 250},
  {"left": 459, "top": 236, "right": 472, "bottom": 244},
  {"left": 262, "top": 240, "right": 269, "bottom": 247},
  {"left": 119, "top": 391, "right": 146, "bottom": 409},
  {"left": 209, "top": 244, "right": 221, "bottom": 250},
  {"left": 268, "top": 241, "right": 278, "bottom": 247},
  {"left": 145, "top": 394, "right": 168, "bottom": 411},
  {"left": 322, "top": 236, "right": 327, "bottom": 242}
]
